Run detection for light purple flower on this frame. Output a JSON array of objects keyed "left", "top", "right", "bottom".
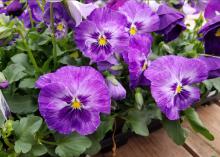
[
  {"left": 156, "top": 4, "right": 186, "bottom": 42},
  {"left": 188, "top": 0, "right": 208, "bottom": 13},
  {"left": 124, "top": 34, "right": 152, "bottom": 89},
  {"left": 198, "top": 56, "right": 220, "bottom": 79},
  {"left": 75, "top": 7, "right": 128, "bottom": 62},
  {"left": 43, "top": 2, "right": 75, "bottom": 39},
  {"left": 118, "top": 0, "right": 159, "bottom": 37},
  {"left": 106, "top": 75, "right": 126, "bottom": 100},
  {"left": 36, "top": 66, "right": 111, "bottom": 135},
  {"left": 67, "top": 0, "right": 97, "bottom": 26},
  {"left": 144, "top": 56, "right": 208, "bottom": 120},
  {"left": 204, "top": 0, "right": 220, "bottom": 19}
]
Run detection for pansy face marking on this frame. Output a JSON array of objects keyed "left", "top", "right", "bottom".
[
  {"left": 57, "top": 22, "right": 64, "bottom": 31},
  {"left": 71, "top": 98, "right": 82, "bottom": 110},
  {"left": 98, "top": 35, "right": 107, "bottom": 46},
  {"left": 129, "top": 24, "right": 137, "bottom": 35}
]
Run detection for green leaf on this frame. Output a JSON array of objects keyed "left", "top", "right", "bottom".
[
  {"left": 184, "top": 108, "right": 214, "bottom": 141},
  {"left": 14, "top": 140, "right": 32, "bottom": 154},
  {"left": 31, "top": 144, "right": 47, "bottom": 156},
  {"left": 13, "top": 116, "right": 43, "bottom": 154},
  {"left": 163, "top": 119, "right": 187, "bottom": 145},
  {"left": 5, "top": 94, "right": 37, "bottom": 114},
  {"left": 126, "top": 109, "right": 149, "bottom": 136},
  {"left": 19, "top": 78, "right": 36, "bottom": 88},
  {"left": 85, "top": 140, "right": 101, "bottom": 156},
  {"left": 209, "top": 78, "right": 220, "bottom": 92},
  {"left": 93, "top": 116, "right": 114, "bottom": 141},
  {"left": 55, "top": 133, "right": 92, "bottom": 157},
  {"left": 3, "top": 64, "right": 27, "bottom": 83}
]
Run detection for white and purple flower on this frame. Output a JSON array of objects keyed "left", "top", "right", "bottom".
[
  {"left": 75, "top": 7, "right": 128, "bottom": 62},
  {"left": 144, "top": 56, "right": 208, "bottom": 120},
  {"left": 118, "top": 0, "right": 159, "bottom": 37},
  {"left": 36, "top": 66, "right": 111, "bottom": 135}
]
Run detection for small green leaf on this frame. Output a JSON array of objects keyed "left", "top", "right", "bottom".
[
  {"left": 5, "top": 94, "right": 37, "bottom": 114},
  {"left": 31, "top": 144, "right": 47, "bottom": 156},
  {"left": 3, "top": 64, "right": 27, "bottom": 83},
  {"left": 55, "top": 133, "right": 92, "bottom": 157},
  {"left": 126, "top": 109, "right": 149, "bottom": 136},
  {"left": 19, "top": 78, "right": 36, "bottom": 88},
  {"left": 14, "top": 140, "right": 32, "bottom": 154},
  {"left": 184, "top": 108, "right": 214, "bottom": 141},
  {"left": 163, "top": 119, "right": 187, "bottom": 145},
  {"left": 13, "top": 116, "right": 43, "bottom": 154}
]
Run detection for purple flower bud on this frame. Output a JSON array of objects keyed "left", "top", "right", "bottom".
[
  {"left": 106, "top": 75, "right": 126, "bottom": 100},
  {"left": 0, "top": 81, "right": 9, "bottom": 89}
]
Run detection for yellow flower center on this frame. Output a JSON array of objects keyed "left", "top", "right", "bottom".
[
  {"left": 142, "top": 62, "right": 148, "bottom": 71},
  {"left": 71, "top": 100, "right": 81, "bottom": 110},
  {"left": 129, "top": 26, "right": 137, "bottom": 35},
  {"left": 57, "top": 23, "right": 64, "bottom": 31},
  {"left": 176, "top": 85, "right": 182, "bottom": 94},
  {"left": 215, "top": 28, "right": 220, "bottom": 37},
  {"left": 98, "top": 36, "right": 107, "bottom": 46}
]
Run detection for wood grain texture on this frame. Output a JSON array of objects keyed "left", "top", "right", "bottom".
[
  {"left": 96, "top": 129, "right": 192, "bottom": 157},
  {"left": 95, "top": 103, "right": 220, "bottom": 157}
]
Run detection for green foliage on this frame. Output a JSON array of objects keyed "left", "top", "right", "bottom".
[
  {"left": 184, "top": 108, "right": 214, "bottom": 141},
  {"left": 163, "top": 119, "right": 188, "bottom": 145},
  {"left": 55, "top": 133, "right": 92, "bottom": 157},
  {"left": 13, "top": 116, "right": 43, "bottom": 154}
]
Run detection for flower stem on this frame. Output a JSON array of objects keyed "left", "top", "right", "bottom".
[
  {"left": 50, "top": 3, "right": 57, "bottom": 70},
  {"left": 3, "top": 136, "right": 13, "bottom": 150},
  {"left": 27, "top": 6, "right": 34, "bottom": 28},
  {"left": 112, "top": 120, "right": 117, "bottom": 157},
  {"left": 40, "top": 139, "right": 57, "bottom": 146}
]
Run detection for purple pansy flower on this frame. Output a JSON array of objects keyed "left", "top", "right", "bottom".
[
  {"left": 106, "top": 75, "right": 126, "bottom": 100},
  {"left": 75, "top": 7, "right": 128, "bottom": 62},
  {"left": 107, "top": 0, "right": 128, "bottom": 10},
  {"left": 66, "top": 0, "right": 97, "bottom": 26},
  {"left": 198, "top": 56, "right": 220, "bottom": 79},
  {"left": 36, "top": 66, "right": 111, "bottom": 135},
  {"left": 144, "top": 56, "right": 208, "bottom": 120},
  {"left": 124, "top": 34, "right": 152, "bottom": 89},
  {"left": 44, "top": 2, "right": 75, "bottom": 39},
  {"left": 199, "top": 15, "right": 220, "bottom": 56},
  {"left": 20, "top": 0, "right": 43, "bottom": 28},
  {"left": 156, "top": 4, "right": 186, "bottom": 42},
  {"left": 0, "top": 0, "right": 24, "bottom": 16},
  {"left": 118, "top": 0, "right": 159, "bottom": 37},
  {"left": 204, "top": 0, "right": 220, "bottom": 19}
]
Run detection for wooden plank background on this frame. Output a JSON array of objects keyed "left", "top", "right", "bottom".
[{"left": 95, "top": 102, "right": 220, "bottom": 157}]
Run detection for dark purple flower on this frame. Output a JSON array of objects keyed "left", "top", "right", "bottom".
[
  {"left": 107, "top": 0, "right": 128, "bottom": 10},
  {"left": 204, "top": 0, "right": 220, "bottom": 19},
  {"left": 75, "top": 7, "right": 128, "bottom": 62},
  {"left": 172, "top": 0, "right": 184, "bottom": 9},
  {"left": 43, "top": 2, "right": 75, "bottom": 38},
  {"left": 198, "top": 56, "right": 220, "bottom": 79},
  {"left": 36, "top": 66, "right": 111, "bottom": 135},
  {"left": 124, "top": 34, "right": 152, "bottom": 89},
  {"left": 19, "top": 0, "right": 43, "bottom": 28},
  {"left": 106, "top": 75, "right": 126, "bottom": 100},
  {"left": 156, "top": 4, "right": 186, "bottom": 42},
  {"left": 0, "top": 0, "right": 24, "bottom": 16},
  {"left": 144, "top": 56, "right": 208, "bottom": 120},
  {"left": 118, "top": 0, "right": 159, "bottom": 37},
  {"left": 199, "top": 15, "right": 220, "bottom": 56}
]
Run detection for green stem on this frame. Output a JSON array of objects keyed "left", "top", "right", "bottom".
[
  {"left": 24, "top": 41, "right": 40, "bottom": 77},
  {"left": 40, "top": 139, "right": 57, "bottom": 146},
  {"left": 3, "top": 136, "right": 13, "bottom": 150},
  {"left": 16, "top": 29, "right": 40, "bottom": 77},
  {"left": 27, "top": 6, "right": 34, "bottom": 28},
  {"left": 50, "top": 3, "right": 57, "bottom": 69}
]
